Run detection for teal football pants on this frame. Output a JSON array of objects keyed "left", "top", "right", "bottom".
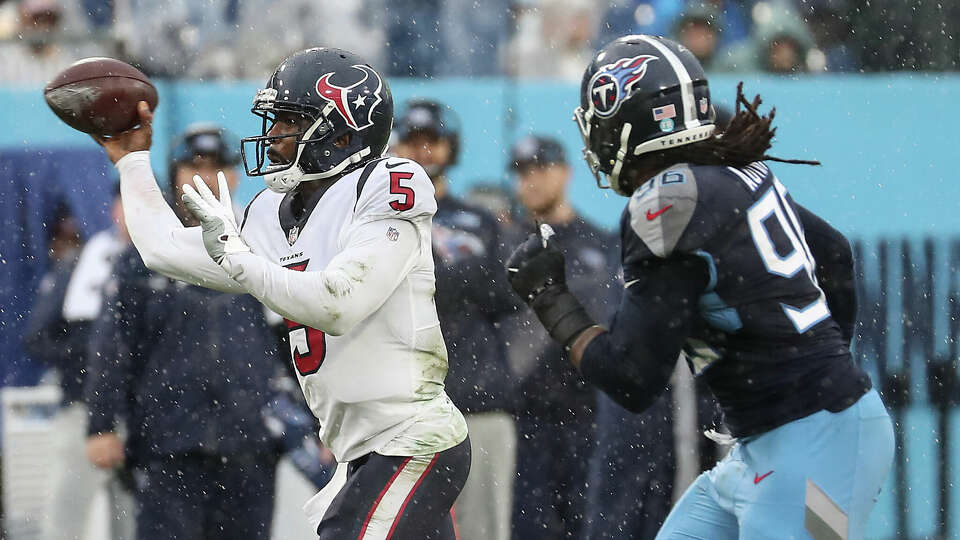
[{"left": 656, "top": 389, "right": 893, "bottom": 540}]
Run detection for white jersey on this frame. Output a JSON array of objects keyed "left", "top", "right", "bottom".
[{"left": 241, "top": 158, "right": 467, "bottom": 462}]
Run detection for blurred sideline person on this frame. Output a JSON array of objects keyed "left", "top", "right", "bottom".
[
  {"left": 504, "top": 135, "right": 620, "bottom": 539},
  {"left": 0, "top": 0, "right": 93, "bottom": 84},
  {"left": 465, "top": 182, "right": 519, "bottom": 228},
  {"left": 24, "top": 194, "right": 135, "bottom": 540},
  {"left": 84, "top": 125, "right": 282, "bottom": 540},
  {"left": 392, "top": 99, "right": 521, "bottom": 540},
  {"left": 92, "top": 48, "right": 469, "bottom": 539},
  {"left": 506, "top": 35, "right": 892, "bottom": 539}
]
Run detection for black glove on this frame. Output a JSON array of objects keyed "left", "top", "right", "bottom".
[
  {"left": 506, "top": 229, "right": 597, "bottom": 348},
  {"left": 505, "top": 232, "right": 567, "bottom": 301}
]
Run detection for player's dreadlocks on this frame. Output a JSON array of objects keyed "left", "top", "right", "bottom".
[{"left": 649, "top": 82, "right": 820, "bottom": 170}]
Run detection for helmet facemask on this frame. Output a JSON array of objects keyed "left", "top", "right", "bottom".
[
  {"left": 574, "top": 104, "right": 639, "bottom": 196},
  {"left": 241, "top": 88, "right": 341, "bottom": 193}
]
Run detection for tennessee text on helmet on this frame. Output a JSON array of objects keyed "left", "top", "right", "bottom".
[
  {"left": 573, "top": 35, "right": 716, "bottom": 195},
  {"left": 241, "top": 48, "right": 394, "bottom": 193}
]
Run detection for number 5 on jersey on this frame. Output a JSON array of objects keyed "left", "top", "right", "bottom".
[
  {"left": 284, "top": 261, "right": 326, "bottom": 375},
  {"left": 389, "top": 171, "right": 415, "bottom": 211}
]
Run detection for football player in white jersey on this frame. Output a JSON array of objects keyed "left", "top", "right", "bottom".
[{"left": 92, "top": 48, "right": 470, "bottom": 540}]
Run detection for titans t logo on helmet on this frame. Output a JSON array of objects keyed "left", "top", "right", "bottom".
[
  {"left": 316, "top": 64, "right": 384, "bottom": 131},
  {"left": 588, "top": 55, "right": 658, "bottom": 118}
]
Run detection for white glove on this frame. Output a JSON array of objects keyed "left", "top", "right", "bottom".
[{"left": 181, "top": 171, "right": 250, "bottom": 264}]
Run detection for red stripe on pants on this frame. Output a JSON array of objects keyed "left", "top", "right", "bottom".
[
  {"left": 356, "top": 457, "right": 413, "bottom": 540},
  {"left": 385, "top": 453, "right": 441, "bottom": 539}
]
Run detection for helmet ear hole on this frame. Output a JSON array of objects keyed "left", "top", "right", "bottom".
[{"left": 334, "top": 133, "right": 352, "bottom": 149}]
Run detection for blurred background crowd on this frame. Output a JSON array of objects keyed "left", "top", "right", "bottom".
[
  {"left": 0, "top": 0, "right": 958, "bottom": 85},
  {"left": 1, "top": 1, "right": 959, "bottom": 539}
]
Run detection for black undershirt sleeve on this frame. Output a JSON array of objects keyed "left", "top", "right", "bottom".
[
  {"left": 578, "top": 255, "right": 706, "bottom": 414},
  {"left": 795, "top": 204, "right": 857, "bottom": 343}
]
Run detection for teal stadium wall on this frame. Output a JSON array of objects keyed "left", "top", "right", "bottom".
[{"left": 4, "top": 75, "right": 960, "bottom": 538}]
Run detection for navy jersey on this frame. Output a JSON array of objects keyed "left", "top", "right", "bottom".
[{"left": 620, "top": 162, "right": 870, "bottom": 437}]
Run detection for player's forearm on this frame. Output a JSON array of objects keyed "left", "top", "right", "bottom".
[
  {"left": 569, "top": 325, "right": 606, "bottom": 369},
  {"left": 578, "top": 329, "right": 676, "bottom": 413},
  {"left": 221, "top": 219, "right": 420, "bottom": 336},
  {"left": 116, "top": 151, "right": 181, "bottom": 267},
  {"left": 576, "top": 273, "right": 700, "bottom": 413},
  {"left": 116, "top": 151, "right": 243, "bottom": 292}
]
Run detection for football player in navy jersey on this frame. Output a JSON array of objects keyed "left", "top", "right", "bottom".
[{"left": 506, "top": 35, "right": 893, "bottom": 539}]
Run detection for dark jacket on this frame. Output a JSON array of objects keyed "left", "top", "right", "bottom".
[
  {"left": 85, "top": 246, "right": 281, "bottom": 462},
  {"left": 504, "top": 216, "right": 621, "bottom": 422},
  {"left": 23, "top": 256, "right": 87, "bottom": 404},
  {"left": 433, "top": 194, "right": 523, "bottom": 414},
  {"left": 24, "top": 231, "right": 125, "bottom": 404}
]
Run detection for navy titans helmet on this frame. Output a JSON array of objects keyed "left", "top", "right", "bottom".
[
  {"left": 241, "top": 47, "right": 394, "bottom": 193},
  {"left": 574, "top": 35, "right": 717, "bottom": 195}
]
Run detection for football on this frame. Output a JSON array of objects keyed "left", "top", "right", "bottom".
[{"left": 43, "top": 57, "right": 158, "bottom": 136}]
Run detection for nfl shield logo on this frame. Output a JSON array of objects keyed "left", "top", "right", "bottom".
[
  {"left": 386, "top": 227, "right": 400, "bottom": 242},
  {"left": 287, "top": 225, "right": 300, "bottom": 246},
  {"left": 699, "top": 97, "right": 709, "bottom": 114}
]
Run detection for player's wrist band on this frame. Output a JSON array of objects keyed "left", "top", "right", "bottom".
[{"left": 529, "top": 285, "right": 598, "bottom": 348}]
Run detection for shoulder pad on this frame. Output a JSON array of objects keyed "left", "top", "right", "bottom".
[
  {"left": 353, "top": 158, "right": 437, "bottom": 224},
  {"left": 627, "top": 164, "right": 699, "bottom": 258}
]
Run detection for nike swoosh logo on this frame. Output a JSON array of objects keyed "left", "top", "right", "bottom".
[
  {"left": 754, "top": 470, "right": 774, "bottom": 484},
  {"left": 646, "top": 204, "right": 673, "bottom": 221},
  {"left": 384, "top": 161, "right": 406, "bottom": 169}
]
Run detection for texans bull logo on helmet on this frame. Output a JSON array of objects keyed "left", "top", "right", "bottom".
[
  {"left": 316, "top": 64, "right": 384, "bottom": 131},
  {"left": 588, "top": 55, "right": 658, "bottom": 118}
]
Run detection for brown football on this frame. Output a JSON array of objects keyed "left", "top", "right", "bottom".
[{"left": 44, "top": 57, "right": 158, "bottom": 136}]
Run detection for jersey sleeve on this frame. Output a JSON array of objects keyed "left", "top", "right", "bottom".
[
  {"left": 116, "top": 151, "right": 246, "bottom": 294},
  {"left": 578, "top": 254, "right": 705, "bottom": 414},
  {"left": 626, "top": 164, "right": 701, "bottom": 259},
  {"left": 220, "top": 218, "right": 421, "bottom": 336},
  {"left": 352, "top": 158, "right": 438, "bottom": 227},
  {"left": 795, "top": 204, "right": 857, "bottom": 343},
  {"left": 623, "top": 164, "right": 748, "bottom": 272}
]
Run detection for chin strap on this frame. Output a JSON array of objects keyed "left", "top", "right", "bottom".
[
  {"left": 608, "top": 122, "right": 633, "bottom": 196},
  {"left": 265, "top": 167, "right": 305, "bottom": 193},
  {"left": 264, "top": 146, "right": 373, "bottom": 193}
]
